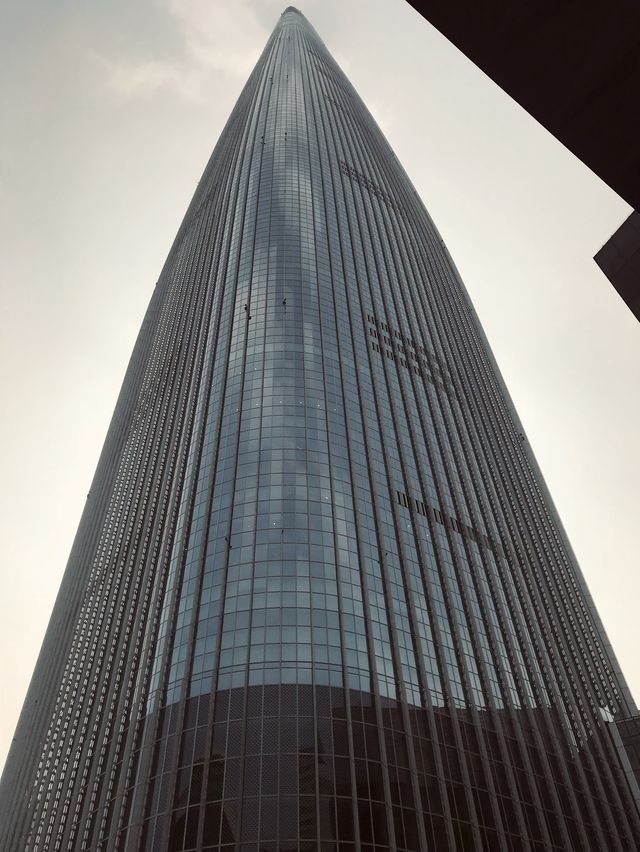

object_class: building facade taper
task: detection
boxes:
[2,8,639,851]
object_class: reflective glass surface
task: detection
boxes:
[3,8,640,852]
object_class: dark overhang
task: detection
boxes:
[406,0,640,208]
[407,0,640,318]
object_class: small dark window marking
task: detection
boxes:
[415,499,427,517]
[396,490,410,509]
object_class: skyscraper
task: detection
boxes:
[2,5,639,850]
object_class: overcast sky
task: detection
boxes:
[1,0,637,773]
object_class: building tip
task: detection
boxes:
[282,6,302,15]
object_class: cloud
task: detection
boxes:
[95,55,201,100]
[168,0,269,75]
[95,0,273,101]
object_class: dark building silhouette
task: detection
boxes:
[595,211,640,319]
[406,0,640,320]
[2,7,640,851]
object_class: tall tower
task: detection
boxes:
[2,8,639,851]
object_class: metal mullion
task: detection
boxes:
[82,138,230,851]
[325,58,507,851]
[379,176,564,852]
[30,206,217,851]
[105,110,247,851]
[104,435,188,850]
[4,219,208,851]
[303,33,467,852]
[299,29,405,852]
[133,29,282,851]
[340,98,541,851]
[284,24,330,851]
[197,26,289,849]
[449,320,624,718]
[127,171,240,851]
[401,209,635,845]
[301,29,421,851]
[308,37,471,850]
[362,119,610,848]
[137,74,255,731]
[331,144,478,852]
[1,277,170,851]
[336,116,512,852]
[463,347,613,715]
[401,186,611,712]
[346,103,573,850]
[77,242,215,850]
[180,45,279,852]
[372,140,627,846]
[229,21,292,849]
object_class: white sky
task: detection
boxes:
[1,0,637,773]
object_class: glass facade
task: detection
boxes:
[2,7,640,851]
